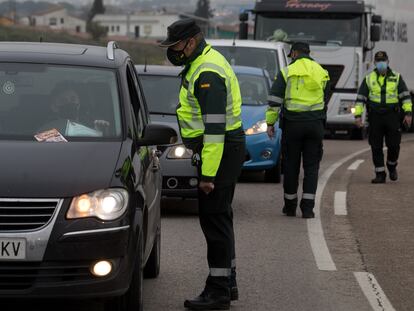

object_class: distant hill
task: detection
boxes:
[0,1,79,17]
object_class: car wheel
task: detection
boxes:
[265,158,281,183]
[144,227,161,279]
[104,233,144,311]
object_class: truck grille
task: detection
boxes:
[321,65,344,88]
[0,261,92,291]
[0,199,60,231]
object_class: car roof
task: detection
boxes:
[0,42,129,68]
[135,65,181,76]
[208,39,288,50]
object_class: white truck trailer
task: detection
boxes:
[239,0,414,137]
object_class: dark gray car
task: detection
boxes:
[136,65,198,198]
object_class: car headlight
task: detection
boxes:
[245,120,268,135]
[67,189,129,221]
[338,100,356,115]
[167,144,193,159]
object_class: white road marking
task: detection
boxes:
[309,147,370,271]
[334,191,347,216]
[348,159,365,171]
[354,272,396,311]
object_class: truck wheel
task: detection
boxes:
[264,158,281,183]
[144,227,161,279]
[105,234,144,311]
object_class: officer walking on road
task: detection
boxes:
[160,19,245,310]
[266,42,330,218]
[354,51,412,183]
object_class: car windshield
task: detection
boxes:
[256,14,362,47]
[140,75,180,115]
[214,46,279,80]
[236,73,269,106]
[0,63,122,141]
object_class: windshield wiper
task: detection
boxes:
[150,111,176,116]
[288,38,342,46]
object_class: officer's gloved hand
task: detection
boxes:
[403,115,412,130]
[355,117,363,128]
[267,125,275,138]
[199,181,214,195]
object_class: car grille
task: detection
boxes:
[321,65,344,89]
[0,199,60,232]
[0,261,92,291]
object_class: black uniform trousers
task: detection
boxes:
[368,110,402,172]
[282,119,324,212]
[197,139,245,296]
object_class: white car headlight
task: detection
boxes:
[338,100,356,115]
[167,145,193,159]
[245,120,268,135]
[67,189,129,221]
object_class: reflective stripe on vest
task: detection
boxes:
[366,71,400,104]
[281,58,329,112]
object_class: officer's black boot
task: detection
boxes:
[371,172,386,184]
[300,199,315,219]
[387,164,398,181]
[184,290,230,310]
[283,197,297,217]
[230,268,238,301]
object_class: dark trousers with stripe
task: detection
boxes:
[197,140,245,296]
[368,111,401,172]
[282,120,324,212]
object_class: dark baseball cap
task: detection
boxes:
[159,18,201,47]
[288,42,310,57]
[374,51,388,61]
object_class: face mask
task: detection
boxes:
[375,61,388,72]
[167,40,190,66]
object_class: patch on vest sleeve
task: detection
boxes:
[200,83,211,89]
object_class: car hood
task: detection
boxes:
[241,105,267,129]
[0,141,122,198]
[150,114,182,143]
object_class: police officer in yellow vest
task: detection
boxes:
[160,19,245,310]
[355,51,412,183]
[267,42,330,218]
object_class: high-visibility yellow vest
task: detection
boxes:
[280,58,329,112]
[177,44,242,178]
[366,70,399,104]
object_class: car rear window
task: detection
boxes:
[0,63,122,141]
[140,75,180,115]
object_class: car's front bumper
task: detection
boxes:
[0,199,140,299]
[243,131,281,171]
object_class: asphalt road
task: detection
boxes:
[3,136,414,311]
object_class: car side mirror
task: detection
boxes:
[371,25,381,42]
[138,124,177,146]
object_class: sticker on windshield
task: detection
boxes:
[35,129,68,143]
[3,81,15,95]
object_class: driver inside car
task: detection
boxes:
[40,84,110,137]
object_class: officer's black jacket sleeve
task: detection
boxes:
[355,79,370,117]
[268,71,286,107]
[194,71,227,183]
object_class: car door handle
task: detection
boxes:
[151,149,161,172]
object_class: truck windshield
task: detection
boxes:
[256,14,362,47]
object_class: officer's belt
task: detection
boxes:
[368,102,399,114]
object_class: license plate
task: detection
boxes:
[0,238,26,260]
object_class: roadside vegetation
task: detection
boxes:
[0,25,166,65]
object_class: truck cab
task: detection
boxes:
[241,0,384,138]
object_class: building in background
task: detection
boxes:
[93,13,180,39]
[21,5,86,33]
